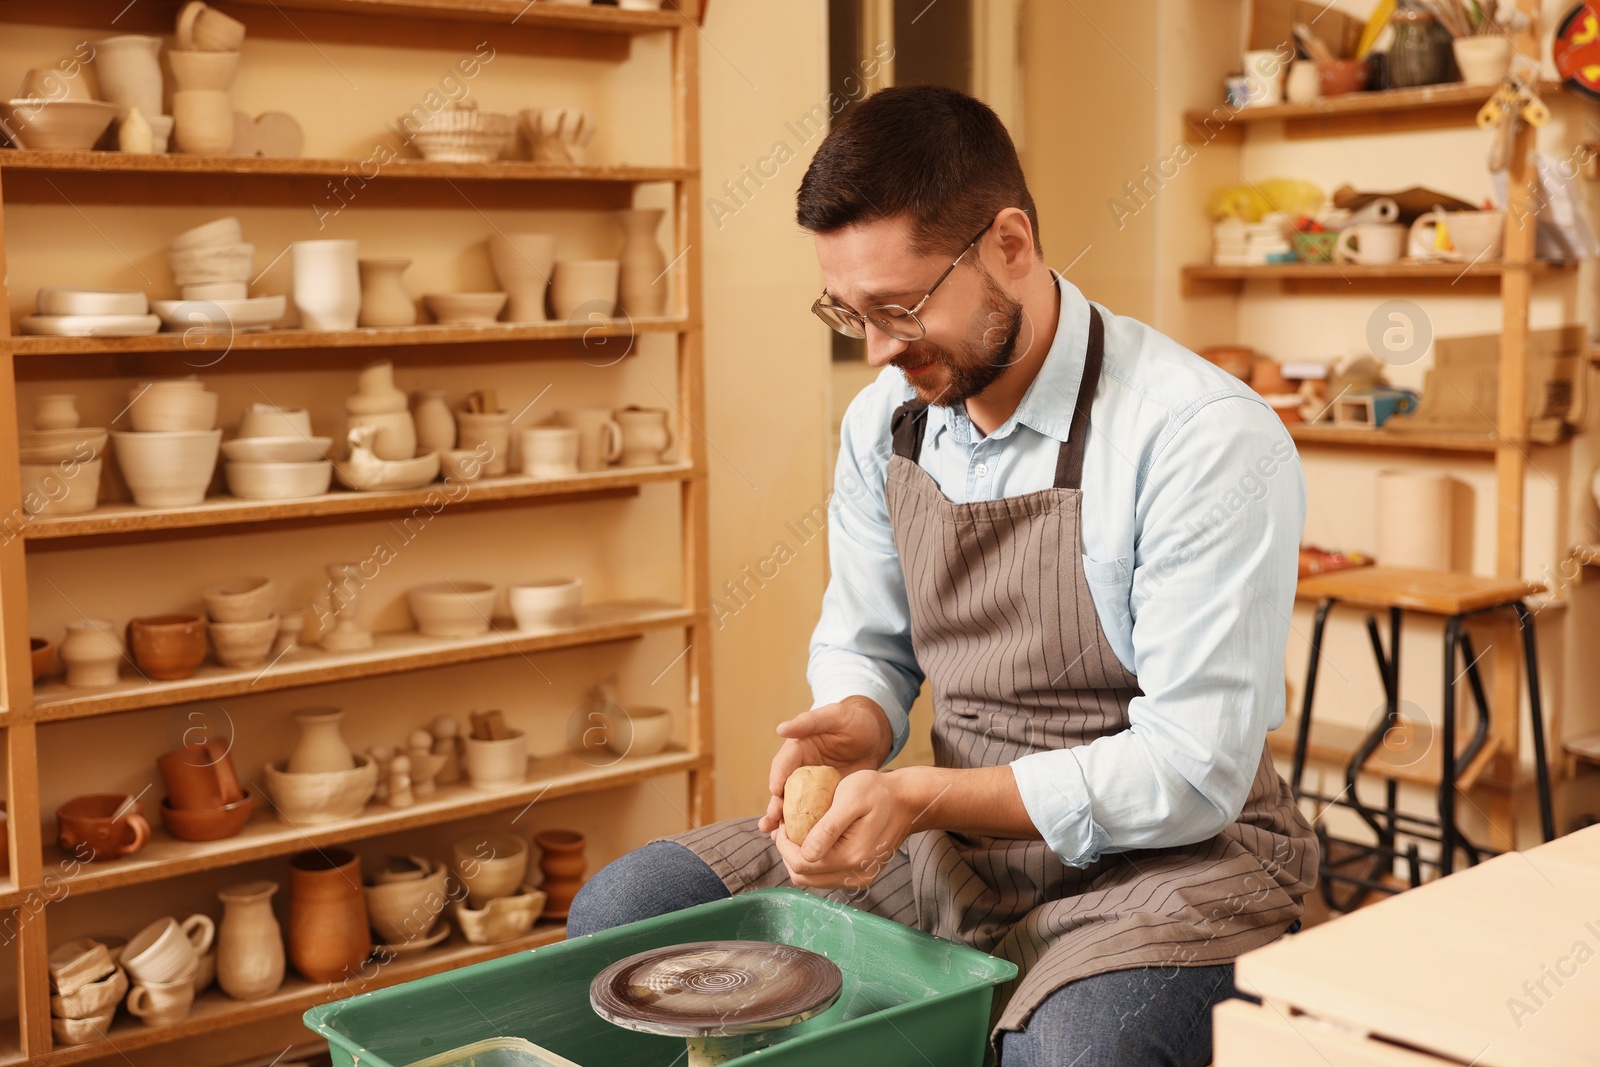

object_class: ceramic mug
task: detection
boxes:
[158,739,244,811]
[123,914,215,984]
[127,973,197,1027]
[1243,49,1285,107]
[456,411,513,476]
[56,794,151,861]
[1410,208,1503,263]
[1334,223,1404,265]
[520,427,580,479]
[552,408,622,472]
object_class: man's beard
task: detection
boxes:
[893,274,1024,407]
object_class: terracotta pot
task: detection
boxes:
[56,794,151,861]
[1316,58,1369,96]
[533,829,586,919]
[288,848,370,982]
[127,614,207,680]
[217,880,285,1000]
[158,739,243,811]
[30,636,54,681]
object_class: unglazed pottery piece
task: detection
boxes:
[217,880,285,1000]
[288,848,370,983]
[452,833,529,907]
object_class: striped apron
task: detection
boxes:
[666,307,1318,1048]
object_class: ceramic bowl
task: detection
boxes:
[202,576,275,623]
[19,459,102,517]
[508,578,582,630]
[30,636,53,681]
[365,862,450,944]
[456,885,546,945]
[439,448,485,483]
[208,615,278,667]
[2,98,117,150]
[236,404,312,439]
[167,49,239,92]
[159,791,253,842]
[603,705,672,758]
[220,436,331,464]
[49,937,116,996]
[112,429,222,508]
[128,386,219,433]
[225,460,333,501]
[51,1005,115,1046]
[170,216,242,251]
[408,107,515,163]
[183,281,247,301]
[263,756,378,824]
[407,581,496,637]
[463,730,528,791]
[127,614,207,680]
[168,241,254,286]
[36,288,148,316]
[423,292,508,325]
[451,833,529,907]
[19,428,107,465]
[50,964,127,1019]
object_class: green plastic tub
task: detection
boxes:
[305,887,1017,1067]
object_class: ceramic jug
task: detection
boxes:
[60,619,123,688]
[616,209,668,317]
[287,707,355,774]
[93,35,163,119]
[217,880,285,1000]
[412,390,455,452]
[288,848,370,983]
[357,258,416,327]
[534,829,586,919]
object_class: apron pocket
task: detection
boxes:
[1081,554,1129,586]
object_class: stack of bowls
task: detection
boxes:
[168,216,253,296]
[203,577,278,668]
[19,396,107,518]
[223,403,331,500]
[47,938,127,1046]
[112,379,221,507]
[18,287,159,338]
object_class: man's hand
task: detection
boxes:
[770,769,913,891]
[756,695,894,835]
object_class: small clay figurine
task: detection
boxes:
[430,714,463,783]
[369,744,396,802]
[408,728,445,796]
[387,754,414,808]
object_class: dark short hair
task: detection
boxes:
[795,85,1041,258]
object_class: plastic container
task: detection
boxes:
[411,1036,582,1067]
[305,887,1017,1067]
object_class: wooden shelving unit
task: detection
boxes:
[1287,424,1498,454]
[0,1,711,1060]
[1181,260,1573,296]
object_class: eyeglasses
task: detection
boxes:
[811,220,995,342]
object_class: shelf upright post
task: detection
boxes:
[672,17,714,826]
[0,163,53,1057]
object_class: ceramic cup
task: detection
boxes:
[1334,223,1405,266]
[177,1,247,52]
[552,409,621,472]
[127,614,207,680]
[123,914,215,984]
[508,578,582,630]
[456,410,513,476]
[202,576,277,623]
[172,88,235,154]
[463,730,529,791]
[1243,49,1285,107]
[237,404,312,439]
[56,794,151,861]
[158,739,244,811]
[487,233,557,322]
[127,973,197,1027]
[167,49,239,92]
[291,240,361,331]
[550,259,619,320]
[451,832,529,906]
[519,427,579,479]
[1411,208,1503,263]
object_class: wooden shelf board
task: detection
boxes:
[1184,79,1566,140]
[26,600,698,722]
[23,464,695,542]
[1270,714,1502,791]
[22,923,568,1066]
[1289,424,1497,454]
[1185,260,1571,281]
[6,317,688,358]
[0,153,691,184]
[47,748,704,896]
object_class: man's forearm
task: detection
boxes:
[889,764,1042,841]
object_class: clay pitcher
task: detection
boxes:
[217,880,286,1000]
[534,829,586,919]
[288,848,370,982]
[287,707,355,774]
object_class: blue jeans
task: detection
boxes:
[569,841,1266,1066]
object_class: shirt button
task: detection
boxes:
[974,463,990,478]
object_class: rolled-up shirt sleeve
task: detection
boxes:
[1010,396,1305,866]
[807,388,924,764]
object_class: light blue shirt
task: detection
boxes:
[808,274,1305,868]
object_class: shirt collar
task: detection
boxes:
[929,272,1091,447]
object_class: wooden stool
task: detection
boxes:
[1292,566,1554,910]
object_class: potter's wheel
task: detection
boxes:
[591,940,840,1041]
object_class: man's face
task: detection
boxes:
[814,218,1023,407]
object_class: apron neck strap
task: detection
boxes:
[887,305,1107,489]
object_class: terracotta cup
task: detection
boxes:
[56,794,151,861]
[128,614,207,680]
[158,739,243,811]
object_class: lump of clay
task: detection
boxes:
[783,765,843,845]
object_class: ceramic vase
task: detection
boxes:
[413,391,455,452]
[550,259,619,321]
[357,258,416,327]
[217,880,285,1000]
[60,619,123,688]
[292,240,360,331]
[288,848,371,983]
[347,360,407,415]
[287,707,355,774]
[614,406,675,467]
[33,394,80,431]
[321,562,374,651]
[94,35,163,120]
[534,829,586,919]
[487,233,557,323]
[616,209,668,317]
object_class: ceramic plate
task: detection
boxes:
[152,295,287,333]
[19,314,161,337]
[375,920,451,957]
